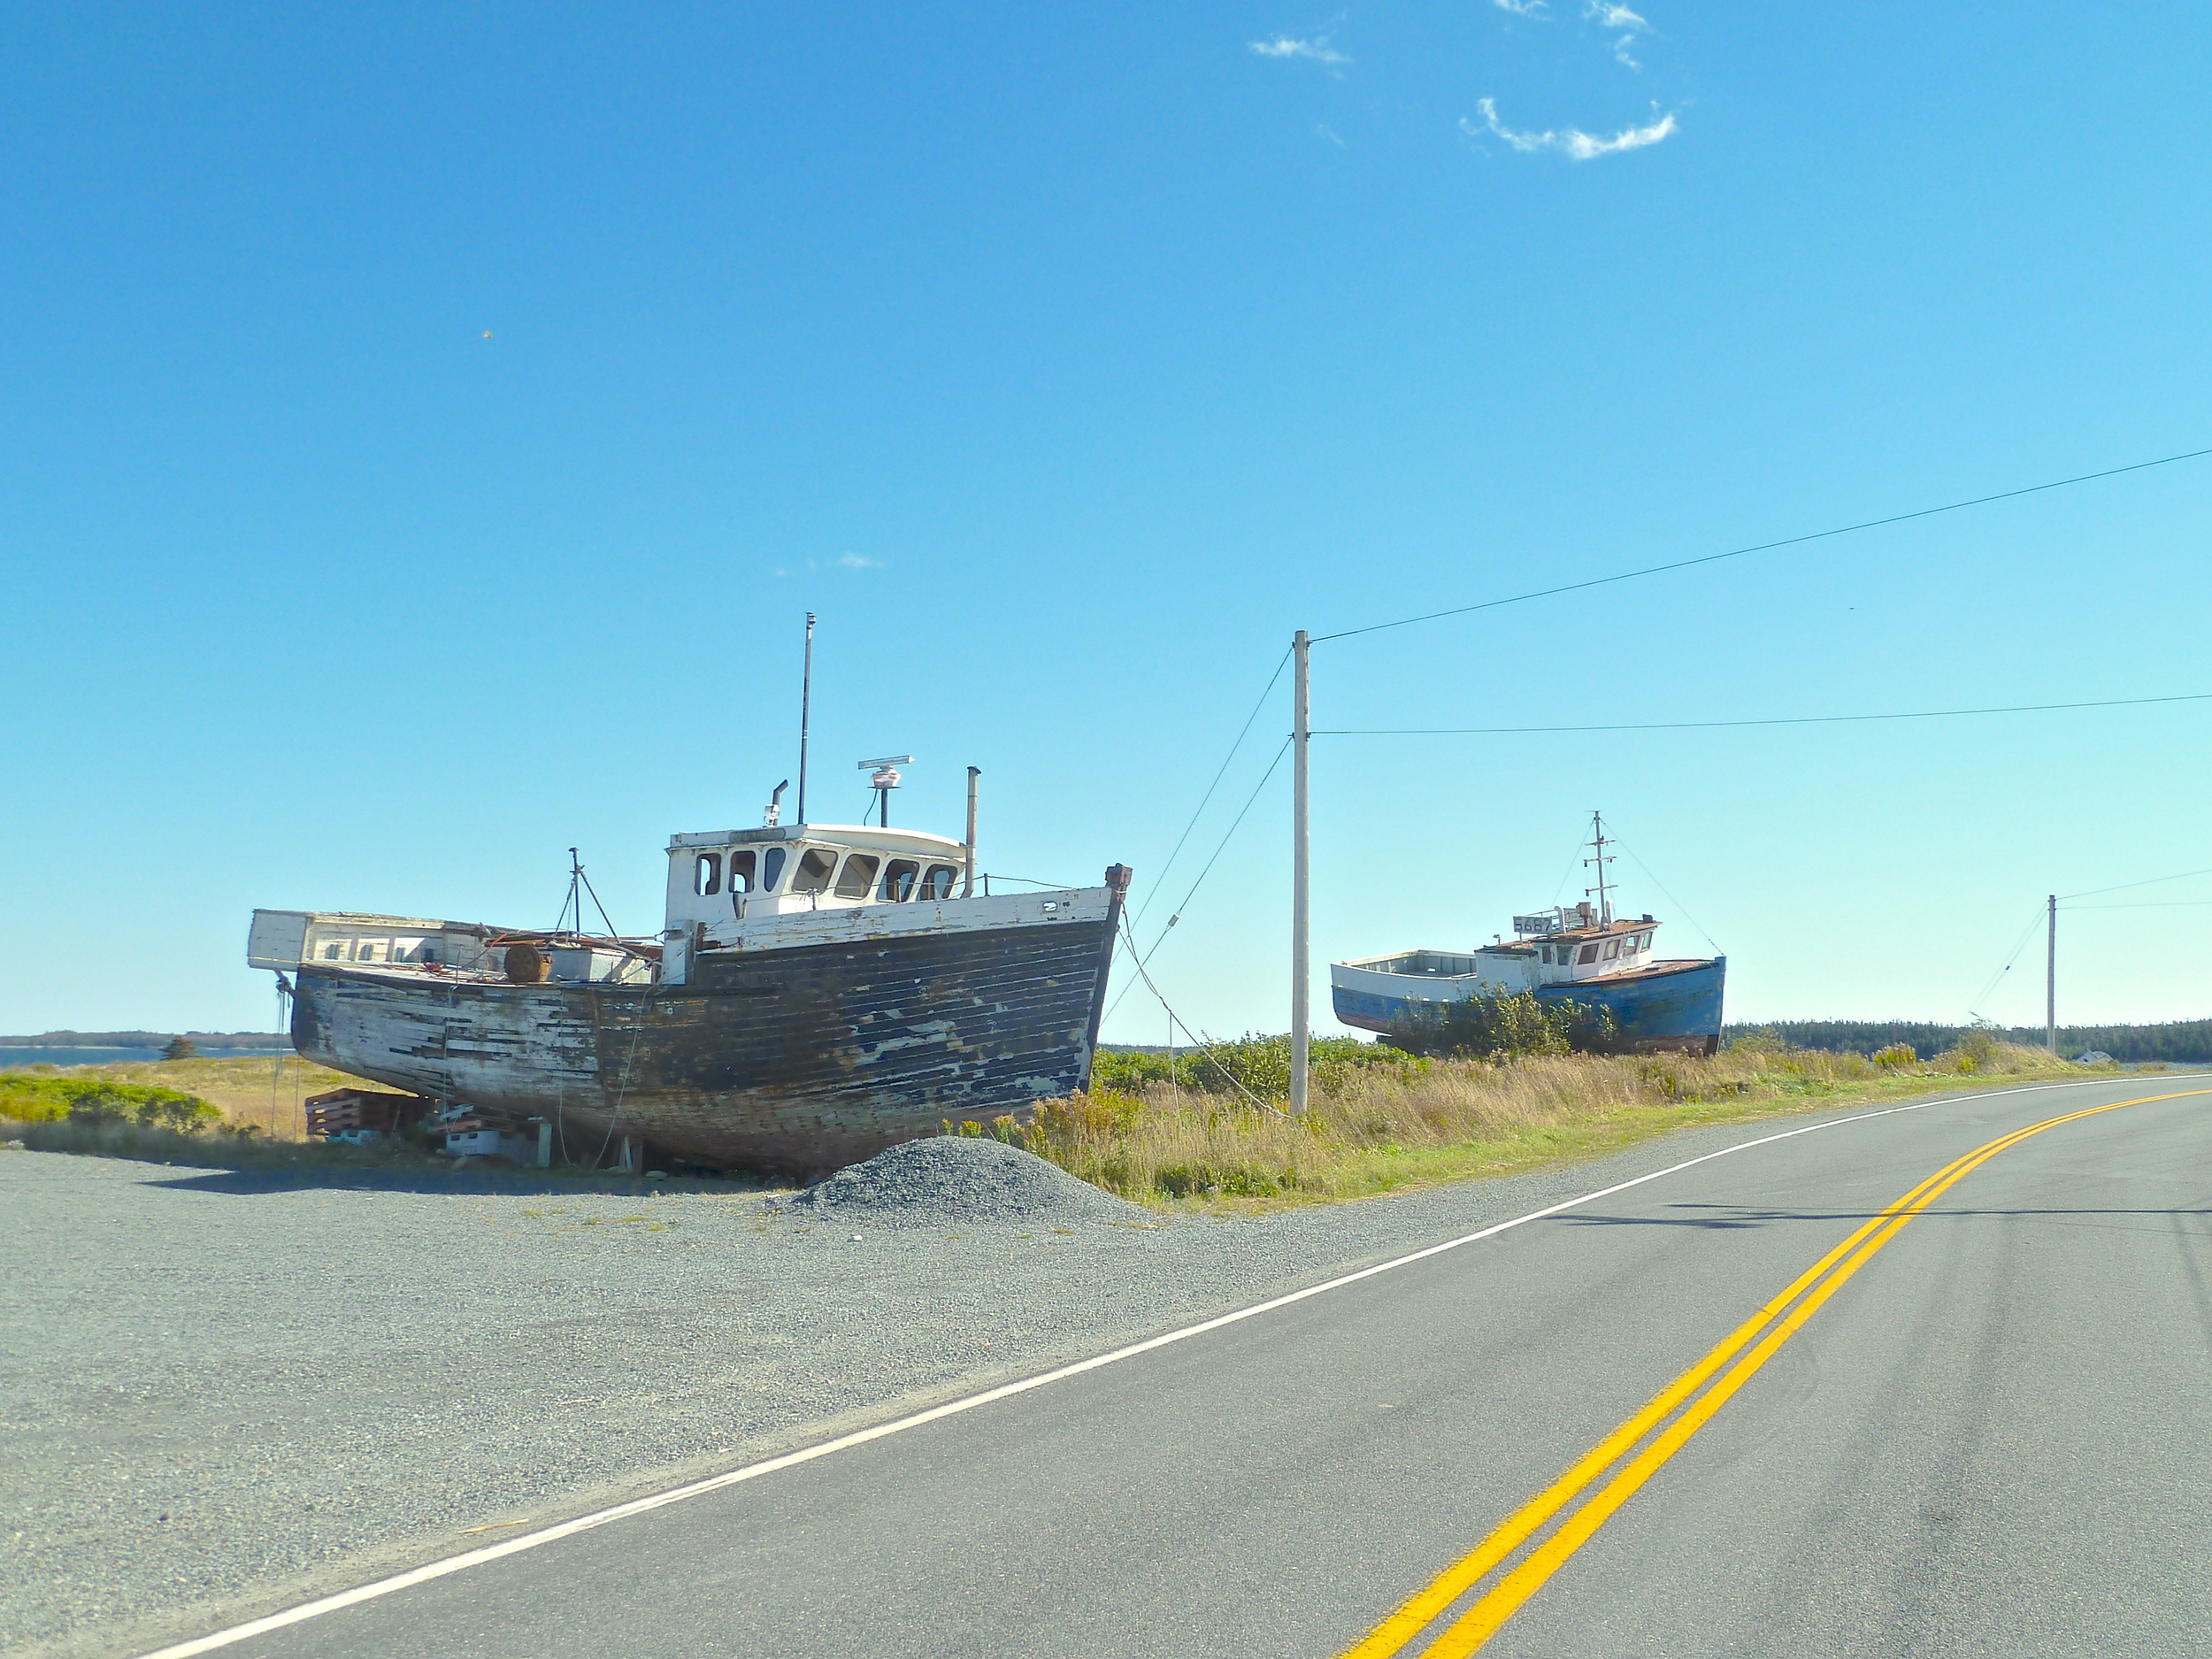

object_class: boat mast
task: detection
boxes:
[795,611,815,826]
[1585,810,1615,926]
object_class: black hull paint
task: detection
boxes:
[291,917,1114,1173]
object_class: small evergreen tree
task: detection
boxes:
[161,1036,200,1061]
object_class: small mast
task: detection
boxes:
[1584,810,1616,926]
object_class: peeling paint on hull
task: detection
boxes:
[291,918,1113,1173]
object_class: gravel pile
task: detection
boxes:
[787,1136,1147,1228]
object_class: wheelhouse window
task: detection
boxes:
[794,848,838,894]
[1577,943,1599,965]
[833,854,881,898]
[879,858,920,901]
[1603,940,1619,961]
[761,847,787,891]
[921,864,959,899]
[694,852,721,896]
[729,849,757,893]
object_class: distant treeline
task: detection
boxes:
[1727,1019,2212,1064]
[0,1030,290,1048]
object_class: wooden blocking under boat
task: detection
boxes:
[304,1088,434,1138]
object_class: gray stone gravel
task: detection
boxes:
[785,1137,1148,1228]
[0,1090,2077,1657]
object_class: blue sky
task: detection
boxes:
[5,4,2210,1041]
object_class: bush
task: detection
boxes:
[1385,992,1619,1062]
[1091,1035,1424,1102]
[161,1036,201,1061]
[0,1074,221,1131]
[1872,1043,1917,1070]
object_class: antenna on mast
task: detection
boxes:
[795,613,816,826]
[1583,810,1616,926]
[859,756,913,827]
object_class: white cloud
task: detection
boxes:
[1250,34,1349,65]
[836,552,881,569]
[1316,122,1346,147]
[1583,3,1650,67]
[1491,0,1549,14]
[1465,96,1678,159]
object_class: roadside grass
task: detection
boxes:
[995,1040,2117,1211]
[1,1039,2147,1205]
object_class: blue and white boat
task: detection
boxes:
[1329,815,1725,1055]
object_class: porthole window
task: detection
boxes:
[921,864,958,900]
[834,854,880,898]
[795,848,837,894]
[879,859,920,901]
[761,847,787,890]
[730,849,757,893]
[694,852,721,896]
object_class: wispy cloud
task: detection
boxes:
[1584,2,1650,68]
[1316,122,1346,147]
[1465,96,1678,159]
[836,552,880,569]
[1250,34,1350,65]
[1491,0,1549,15]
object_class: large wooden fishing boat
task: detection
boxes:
[249,805,1130,1173]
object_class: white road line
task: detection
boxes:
[137,1076,2116,1658]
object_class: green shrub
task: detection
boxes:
[1092,1036,1423,1102]
[1385,992,1619,1062]
[1872,1043,1917,1069]
[0,1074,221,1131]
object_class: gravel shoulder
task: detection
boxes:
[0,1081,2106,1657]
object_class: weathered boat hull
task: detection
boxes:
[1333,956,1727,1055]
[290,913,1116,1173]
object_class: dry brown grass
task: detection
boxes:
[995,1039,2086,1209]
[0,1054,371,1141]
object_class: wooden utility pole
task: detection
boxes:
[1291,629,1310,1116]
[2047,894,2057,1054]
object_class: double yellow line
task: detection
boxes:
[1340,1088,2208,1659]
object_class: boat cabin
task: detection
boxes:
[664,824,972,931]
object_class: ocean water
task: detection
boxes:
[0,1047,292,1070]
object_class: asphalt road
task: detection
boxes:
[157,1075,2212,1658]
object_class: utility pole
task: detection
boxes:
[1291,629,1310,1116]
[2047,894,2057,1054]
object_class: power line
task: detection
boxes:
[1102,735,1293,1024]
[1130,646,1292,931]
[1310,690,2212,737]
[2060,864,2212,902]
[1966,902,2050,1020]
[2065,899,2212,910]
[1312,442,2212,645]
